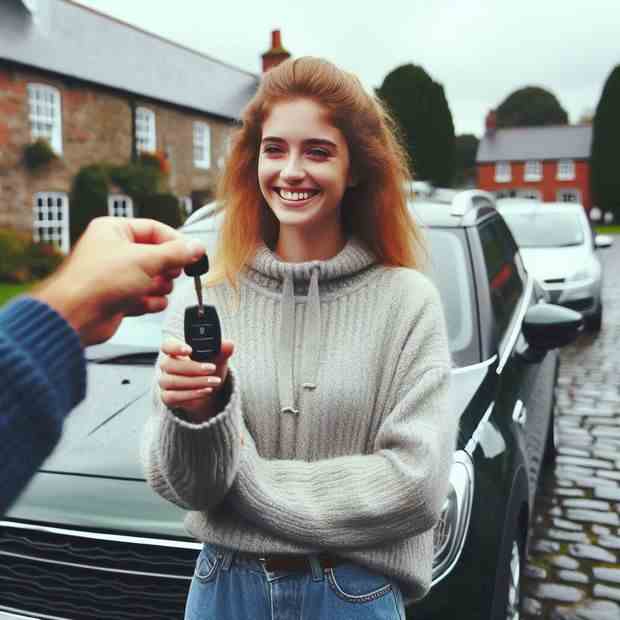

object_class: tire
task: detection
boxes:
[586,305,602,332]
[543,407,557,467]
[505,538,522,620]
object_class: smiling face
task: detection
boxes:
[258,98,354,242]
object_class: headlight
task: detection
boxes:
[431,450,474,586]
[567,268,591,282]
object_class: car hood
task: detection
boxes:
[6,360,490,536]
[38,359,488,480]
[519,245,590,281]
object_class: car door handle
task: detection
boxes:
[512,400,527,426]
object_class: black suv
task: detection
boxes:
[0,192,581,620]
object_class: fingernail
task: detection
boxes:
[201,364,216,372]
[208,377,222,385]
[182,345,192,354]
[186,240,204,256]
[201,387,213,394]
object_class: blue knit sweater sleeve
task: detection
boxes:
[0,296,86,514]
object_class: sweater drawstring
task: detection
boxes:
[301,267,321,392]
[278,267,321,415]
[278,274,298,415]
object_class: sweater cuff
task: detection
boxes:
[2,296,86,419]
[160,365,242,459]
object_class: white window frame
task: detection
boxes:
[27,83,63,155]
[524,160,542,182]
[136,107,156,152]
[557,159,575,181]
[180,196,193,215]
[193,122,211,169]
[517,189,542,200]
[33,192,70,253]
[494,162,511,183]
[108,194,134,218]
[557,189,581,204]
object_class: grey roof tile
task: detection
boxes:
[1,0,259,120]
[476,125,592,163]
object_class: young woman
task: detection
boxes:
[143,57,457,620]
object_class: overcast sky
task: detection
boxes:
[75,0,619,137]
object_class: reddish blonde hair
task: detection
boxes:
[209,56,425,286]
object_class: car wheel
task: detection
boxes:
[506,539,522,620]
[543,404,557,467]
[586,306,602,332]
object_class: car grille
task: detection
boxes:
[563,297,595,312]
[0,521,200,620]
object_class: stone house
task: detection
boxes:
[0,0,264,252]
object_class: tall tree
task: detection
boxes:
[496,86,568,128]
[377,64,455,186]
[454,134,480,187]
[591,65,620,219]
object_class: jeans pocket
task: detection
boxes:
[193,546,221,584]
[326,563,393,604]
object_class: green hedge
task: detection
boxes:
[69,165,109,244]
[0,228,63,283]
[139,193,184,228]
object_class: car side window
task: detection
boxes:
[479,217,525,337]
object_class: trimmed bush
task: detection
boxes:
[108,162,161,201]
[70,165,110,244]
[139,193,183,228]
[0,228,63,282]
[24,139,56,170]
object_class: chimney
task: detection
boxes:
[485,110,497,136]
[261,29,291,73]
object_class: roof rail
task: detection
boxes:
[450,190,496,217]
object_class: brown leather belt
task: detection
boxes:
[240,552,343,573]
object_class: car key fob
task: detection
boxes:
[184,304,222,362]
[183,253,222,362]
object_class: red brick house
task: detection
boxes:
[476,113,593,212]
[0,0,265,252]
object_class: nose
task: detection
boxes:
[280,154,305,183]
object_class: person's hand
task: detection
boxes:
[158,336,235,422]
[31,217,205,346]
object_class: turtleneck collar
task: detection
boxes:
[244,237,377,416]
[246,237,378,294]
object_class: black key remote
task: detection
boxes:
[183,254,222,362]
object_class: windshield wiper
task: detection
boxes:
[86,345,159,364]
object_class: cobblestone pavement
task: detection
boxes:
[521,237,620,620]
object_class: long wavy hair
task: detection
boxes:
[208,56,426,286]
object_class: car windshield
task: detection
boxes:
[97,223,475,366]
[501,211,584,248]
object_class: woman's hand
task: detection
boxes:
[158,336,235,422]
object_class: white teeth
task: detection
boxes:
[279,190,314,201]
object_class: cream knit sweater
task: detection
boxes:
[142,238,457,602]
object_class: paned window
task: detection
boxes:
[136,107,156,152]
[494,162,511,183]
[27,84,62,154]
[517,189,542,200]
[193,122,211,169]
[557,159,575,181]
[524,160,542,181]
[557,189,581,203]
[33,192,69,253]
[108,194,134,218]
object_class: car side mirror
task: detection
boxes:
[594,234,613,249]
[522,304,583,356]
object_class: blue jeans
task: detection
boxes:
[185,544,406,620]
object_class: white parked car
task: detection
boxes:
[496,199,613,331]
